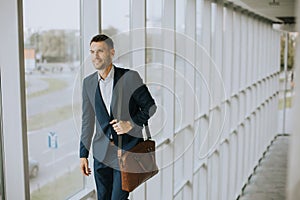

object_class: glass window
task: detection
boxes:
[175,0,187,130]
[23,0,82,199]
[174,0,187,191]
[146,0,165,141]
[101,0,130,68]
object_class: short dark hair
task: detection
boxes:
[90,34,114,49]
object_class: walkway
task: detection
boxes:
[238,134,290,200]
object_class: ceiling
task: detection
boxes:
[228,0,296,24]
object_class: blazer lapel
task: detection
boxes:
[94,74,111,133]
[110,66,126,119]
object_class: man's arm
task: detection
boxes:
[130,71,157,126]
[79,79,95,158]
[110,71,156,135]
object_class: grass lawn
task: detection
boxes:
[27,78,68,99]
[27,103,80,131]
[31,168,83,200]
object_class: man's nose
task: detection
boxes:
[94,53,100,58]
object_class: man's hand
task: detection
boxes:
[80,158,91,176]
[110,119,133,135]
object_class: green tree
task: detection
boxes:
[27,29,80,63]
[280,33,296,71]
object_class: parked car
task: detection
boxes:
[29,159,39,178]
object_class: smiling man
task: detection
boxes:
[79,34,156,200]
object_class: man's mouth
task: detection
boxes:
[94,59,102,64]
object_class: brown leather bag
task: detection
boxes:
[118,126,159,192]
[116,77,158,192]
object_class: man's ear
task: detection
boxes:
[111,48,115,57]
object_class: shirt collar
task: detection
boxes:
[98,65,114,82]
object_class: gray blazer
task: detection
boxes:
[79,66,156,163]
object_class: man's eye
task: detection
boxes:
[90,50,103,54]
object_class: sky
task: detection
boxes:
[23,0,80,30]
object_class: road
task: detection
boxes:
[26,71,82,193]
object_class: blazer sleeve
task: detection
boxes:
[128,71,157,129]
[79,79,95,158]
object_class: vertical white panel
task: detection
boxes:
[231,8,241,95]
[236,125,245,192]
[131,0,146,77]
[201,0,211,114]
[253,17,259,82]
[199,117,209,163]
[231,97,239,133]
[215,3,224,105]
[208,152,220,200]
[247,15,254,86]
[0,0,29,199]
[145,0,166,199]
[174,0,186,129]
[222,102,231,142]
[228,133,237,199]
[161,0,175,199]
[243,119,251,180]
[82,0,99,78]
[208,108,222,158]
[256,109,261,158]
[252,112,258,164]
[195,0,203,118]
[183,0,196,196]
[239,92,245,124]
[223,5,233,100]
[210,2,224,107]
[199,166,208,200]
[193,172,200,200]
[250,117,255,173]
[174,131,184,195]
[185,0,196,127]
[240,12,247,90]
[219,142,229,200]
[258,20,263,80]
[146,155,161,200]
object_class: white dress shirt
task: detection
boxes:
[98,66,114,116]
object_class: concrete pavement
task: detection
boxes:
[238,135,289,200]
[238,75,292,200]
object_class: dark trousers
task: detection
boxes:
[93,146,129,200]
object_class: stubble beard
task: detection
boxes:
[93,58,110,71]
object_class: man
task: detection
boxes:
[79,34,156,200]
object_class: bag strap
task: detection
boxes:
[117,76,123,155]
[117,74,152,155]
[145,124,151,140]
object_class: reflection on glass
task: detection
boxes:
[146,0,164,140]
[195,0,203,117]
[23,0,82,199]
[175,0,187,130]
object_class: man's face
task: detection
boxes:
[90,41,115,71]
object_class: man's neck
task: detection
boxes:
[98,64,113,80]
